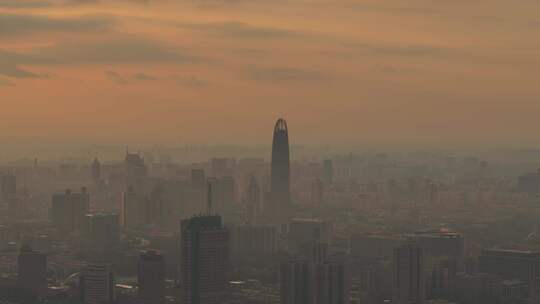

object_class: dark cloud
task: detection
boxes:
[0,13,116,36]
[246,66,325,82]
[178,21,298,39]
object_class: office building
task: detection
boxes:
[270,118,291,220]
[80,262,115,304]
[17,245,47,297]
[393,243,425,304]
[181,215,229,304]
[138,250,165,304]
[50,188,90,233]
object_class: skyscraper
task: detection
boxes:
[393,243,425,304]
[80,262,115,304]
[138,250,165,304]
[270,118,291,220]
[181,215,229,304]
[82,213,120,257]
[91,158,101,183]
[50,188,90,234]
[245,176,261,223]
[18,245,47,297]
[1,172,16,202]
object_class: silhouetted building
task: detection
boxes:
[122,186,142,229]
[281,251,350,304]
[17,245,47,297]
[1,172,16,202]
[289,218,331,254]
[138,250,165,304]
[207,176,236,221]
[181,215,229,304]
[245,176,261,223]
[125,152,147,190]
[80,262,115,304]
[50,187,90,233]
[270,118,291,220]
[230,224,277,261]
[82,213,120,257]
[479,248,540,300]
[393,243,425,304]
[281,259,312,304]
[323,159,333,185]
[91,158,101,183]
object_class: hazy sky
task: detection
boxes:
[1,0,539,147]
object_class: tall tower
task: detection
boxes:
[270,118,291,219]
[393,243,425,304]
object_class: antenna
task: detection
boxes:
[207,182,213,215]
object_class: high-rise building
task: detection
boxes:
[91,158,101,183]
[245,176,260,223]
[80,262,115,304]
[122,186,141,229]
[138,250,165,304]
[191,169,206,190]
[270,118,291,220]
[281,250,350,304]
[289,218,331,254]
[181,215,229,304]
[479,249,540,286]
[82,213,120,257]
[1,172,16,202]
[207,176,236,221]
[281,259,312,304]
[125,152,147,191]
[393,243,425,304]
[322,159,333,185]
[229,224,277,261]
[17,245,47,297]
[311,178,324,208]
[50,188,90,233]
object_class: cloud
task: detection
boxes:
[342,42,458,58]
[0,0,53,8]
[178,21,299,39]
[132,72,158,81]
[173,75,208,87]
[105,70,128,85]
[0,77,12,86]
[0,13,116,36]
[0,34,201,66]
[0,62,46,78]
[246,66,325,82]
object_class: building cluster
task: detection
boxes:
[1,119,540,304]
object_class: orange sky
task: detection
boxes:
[1,0,539,147]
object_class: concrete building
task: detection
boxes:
[17,245,47,297]
[50,188,90,233]
[181,215,229,304]
[138,250,165,304]
[80,262,115,304]
[393,243,425,304]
